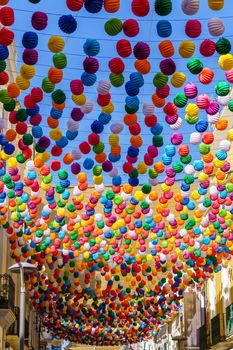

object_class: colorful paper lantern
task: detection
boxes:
[182,0,199,15]
[208,18,224,37]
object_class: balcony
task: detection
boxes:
[198,324,207,350]
[0,273,16,329]
[211,314,221,346]
[0,273,15,310]
[7,306,31,350]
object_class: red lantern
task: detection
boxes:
[123,162,133,174]
[51,145,63,157]
[31,87,43,103]
[24,95,36,109]
[0,71,8,85]
[199,39,216,57]
[144,153,153,166]
[66,0,84,11]
[88,133,100,146]
[185,19,202,38]
[123,19,139,37]
[131,0,150,17]
[51,160,61,171]
[9,111,17,124]
[0,28,14,46]
[144,115,157,127]
[29,114,42,126]
[97,93,111,106]
[116,39,132,58]
[0,7,14,26]
[163,102,177,116]
[16,122,27,135]
[108,57,125,74]
[156,85,170,99]
[79,141,91,154]
[70,79,84,95]
[129,123,141,135]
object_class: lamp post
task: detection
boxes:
[8,262,37,350]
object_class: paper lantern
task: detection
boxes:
[185,19,201,38]
[219,54,233,71]
[83,39,100,56]
[105,18,122,36]
[153,72,168,88]
[22,31,38,49]
[225,69,233,83]
[81,100,94,113]
[215,80,230,96]
[184,82,198,98]
[134,59,151,74]
[66,0,84,11]
[123,19,139,37]
[0,7,14,26]
[116,39,132,57]
[109,72,124,87]
[0,0,9,4]
[131,0,150,17]
[156,84,170,98]
[70,80,84,95]
[208,18,224,36]
[20,64,35,80]
[155,0,172,16]
[179,40,195,58]
[48,67,63,84]
[0,71,8,85]
[84,0,104,13]
[42,77,55,93]
[200,39,216,57]
[48,36,65,53]
[174,93,188,107]
[31,11,48,30]
[152,93,165,107]
[187,57,203,74]
[160,58,176,75]
[208,0,224,11]
[0,46,9,61]
[7,83,20,98]
[31,87,43,102]
[53,53,67,69]
[104,0,120,12]
[81,72,96,86]
[143,103,154,116]
[182,0,199,15]
[216,37,231,55]
[83,57,99,73]
[22,49,38,66]
[159,40,174,58]
[196,94,210,109]
[108,57,124,74]
[133,41,150,60]
[0,28,14,46]
[199,67,214,84]
[157,20,172,37]
[16,76,30,90]
[171,72,186,88]
[58,15,77,34]
[217,94,231,106]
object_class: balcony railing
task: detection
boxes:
[7,306,20,335]
[211,314,221,346]
[0,274,15,311]
[7,306,30,342]
[226,303,233,337]
[199,324,207,350]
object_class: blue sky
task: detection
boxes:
[10,0,233,185]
